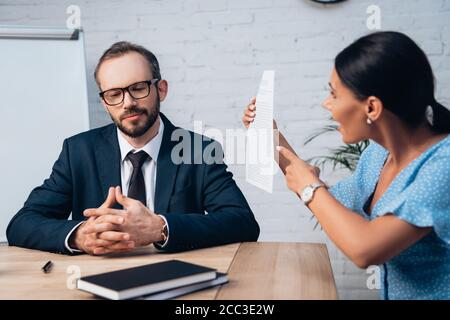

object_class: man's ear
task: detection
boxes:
[365,96,383,122]
[157,80,168,102]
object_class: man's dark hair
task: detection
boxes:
[94,41,161,88]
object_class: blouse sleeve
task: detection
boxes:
[377,155,450,244]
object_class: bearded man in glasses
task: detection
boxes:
[7,41,259,255]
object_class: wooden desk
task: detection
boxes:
[0,242,337,300]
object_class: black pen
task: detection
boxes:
[42,260,53,273]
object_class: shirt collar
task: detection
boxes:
[117,115,164,163]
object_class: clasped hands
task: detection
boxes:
[70,186,165,255]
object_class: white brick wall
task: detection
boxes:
[2,0,449,300]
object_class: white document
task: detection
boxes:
[245,70,275,193]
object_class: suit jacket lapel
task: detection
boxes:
[95,124,122,207]
[154,113,179,214]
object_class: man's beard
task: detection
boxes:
[112,100,160,138]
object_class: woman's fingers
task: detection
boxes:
[245,108,256,118]
[273,119,278,129]
[242,116,252,128]
[314,166,321,176]
[242,99,257,128]
[243,116,255,127]
[276,146,298,162]
[246,99,256,114]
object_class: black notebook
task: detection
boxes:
[77,260,217,300]
[139,272,228,300]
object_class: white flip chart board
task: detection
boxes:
[0,26,89,241]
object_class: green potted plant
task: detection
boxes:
[304,120,369,172]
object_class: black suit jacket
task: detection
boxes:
[7,113,259,254]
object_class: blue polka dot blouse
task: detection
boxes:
[329,135,450,300]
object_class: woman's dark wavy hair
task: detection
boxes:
[335,31,450,134]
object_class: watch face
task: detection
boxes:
[301,187,314,202]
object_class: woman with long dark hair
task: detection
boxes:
[243,31,450,299]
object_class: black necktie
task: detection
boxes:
[126,150,150,205]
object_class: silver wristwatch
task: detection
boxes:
[299,182,326,205]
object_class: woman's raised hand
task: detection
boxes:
[242,97,256,128]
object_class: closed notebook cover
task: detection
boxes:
[140,272,228,300]
[77,260,216,294]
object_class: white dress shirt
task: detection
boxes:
[65,116,169,253]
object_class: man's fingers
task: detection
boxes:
[85,239,116,247]
[93,242,135,255]
[97,231,130,241]
[83,207,126,218]
[100,187,116,209]
[96,214,125,225]
[115,186,135,207]
[93,247,133,255]
[83,222,119,234]
[105,241,135,251]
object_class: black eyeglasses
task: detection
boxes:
[99,79,160,106]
